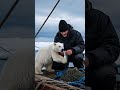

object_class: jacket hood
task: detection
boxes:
[86,0,92,12]
[68,24,73,30]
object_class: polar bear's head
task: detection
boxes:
[53,42,64,53]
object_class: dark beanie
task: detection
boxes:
[59,20,69,32]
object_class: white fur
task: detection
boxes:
[35,42,67,74]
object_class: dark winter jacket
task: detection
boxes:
[86,1,120,68]
[54,25,84,55]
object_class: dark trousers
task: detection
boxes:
[86,65,116,90]
[52,53,84,70]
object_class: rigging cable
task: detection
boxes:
[0,0,19,55]
[35,0,61,38]
[0,46,14,55]
[0,0,19,28]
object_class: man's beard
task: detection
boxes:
[62,34,67,37]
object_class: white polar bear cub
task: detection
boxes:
[35,42,67,74]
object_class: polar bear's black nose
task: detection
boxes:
[61,49,64,52]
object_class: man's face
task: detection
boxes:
[60,30,69,37]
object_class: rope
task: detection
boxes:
[0,0,19,28]
[36,78,81,90]
[35,80,45,90]
[35,0,61,38]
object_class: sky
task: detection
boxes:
[0,0,119,39]
[35,0,85,42]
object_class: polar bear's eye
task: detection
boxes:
[59,46,61,47]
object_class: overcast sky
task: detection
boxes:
[35,0,85,42]
[0,0,119,40]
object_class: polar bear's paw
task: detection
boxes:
[62,59,67,64]
[62,61,67,64]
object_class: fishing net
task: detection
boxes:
[60,67,84,82]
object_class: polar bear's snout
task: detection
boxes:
[59,45,64,52]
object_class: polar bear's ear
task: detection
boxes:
[54,42,56,45]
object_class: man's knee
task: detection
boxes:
[90,65,116,90]
[74,53,84,60]
[70,53,84,68]
[86,65,116,89]
[94,65,116,81]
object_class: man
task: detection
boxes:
[85,0,120,90]
[52,20,85,70]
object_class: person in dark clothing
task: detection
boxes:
[85,0,120,90]
[52,20,85,70]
